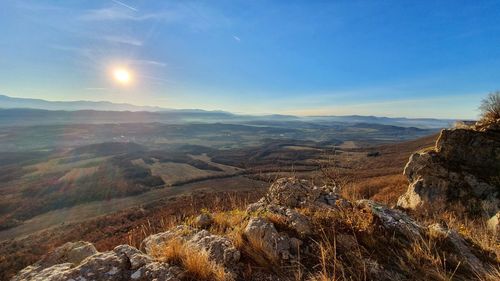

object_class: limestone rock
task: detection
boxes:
[38,241,98,268]
[12,242,180,281]
[264,204,312,236]
[113,245,152,270]
[141,226,240,267]
[398,126,500,217]
[129,262,180,281]
[188,230,240,266]
[357,200,423,241]
[244,217,291,262]
[193,213,213,229]
[487,211,499,233]
[246,197,267,213]
[266,177,340,208]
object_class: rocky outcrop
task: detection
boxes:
[244,217,292,262]
[13,243,179,281]
[398,124,500,217]
[265,177,344,208]
[187,230,241,266]
[141,225,240,267]
[37,241,98,268]
[14,178,499,281]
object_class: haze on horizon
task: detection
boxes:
[1,0,499,119]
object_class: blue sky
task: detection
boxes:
[1,0,499,118]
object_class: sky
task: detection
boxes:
[1,0,499,119]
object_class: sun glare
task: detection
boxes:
[113,68,132,84]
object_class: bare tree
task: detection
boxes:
[479,91,500,122]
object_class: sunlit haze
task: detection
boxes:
[113,68,132,85]
[1,0,499,118]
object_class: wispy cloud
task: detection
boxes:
[140,74,175,84]
[104,35,143,46]
[232,35,241,42]
[110,0,138,12]
[85,87,107,91]
[78,2,229,31]
[130,60,167,67]
[79,6,165,22]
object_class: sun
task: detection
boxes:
[113,68,132,84]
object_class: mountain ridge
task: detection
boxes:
[0,95,455,128]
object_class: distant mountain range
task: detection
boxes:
[0,94,457,128]
[0,94,198,112]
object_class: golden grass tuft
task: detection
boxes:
[209,209,248,235]
[152,238,230,281]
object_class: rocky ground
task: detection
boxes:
[12,177,499,281]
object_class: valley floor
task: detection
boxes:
[0,176,266,241]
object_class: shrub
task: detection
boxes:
[479,91,500,123]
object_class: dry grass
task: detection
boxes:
[125,191,259,249]
[130,186,498,281]
[411,205,500,261]
[209,209,248,235]
[341,174,407,205]
[300,206,487,281]
[482,267,500,281]
[151,238,230,281]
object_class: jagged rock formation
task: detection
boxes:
[398,122,500,219]
[13,178,499,281]
[13,242,179,281]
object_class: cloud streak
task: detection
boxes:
[78,2,229,31]
[110,0,138,12]
[130,60,167,67]
[79,6,165,21]
[104,36,143,46]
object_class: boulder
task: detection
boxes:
[264,204,312,236]
[193,213,213,229]
[398,126,500,217]
[357,200,423,241]
[244,217,291,262]
[188,230,240,266]
[38,241,98,268]
[266,177,340,208]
